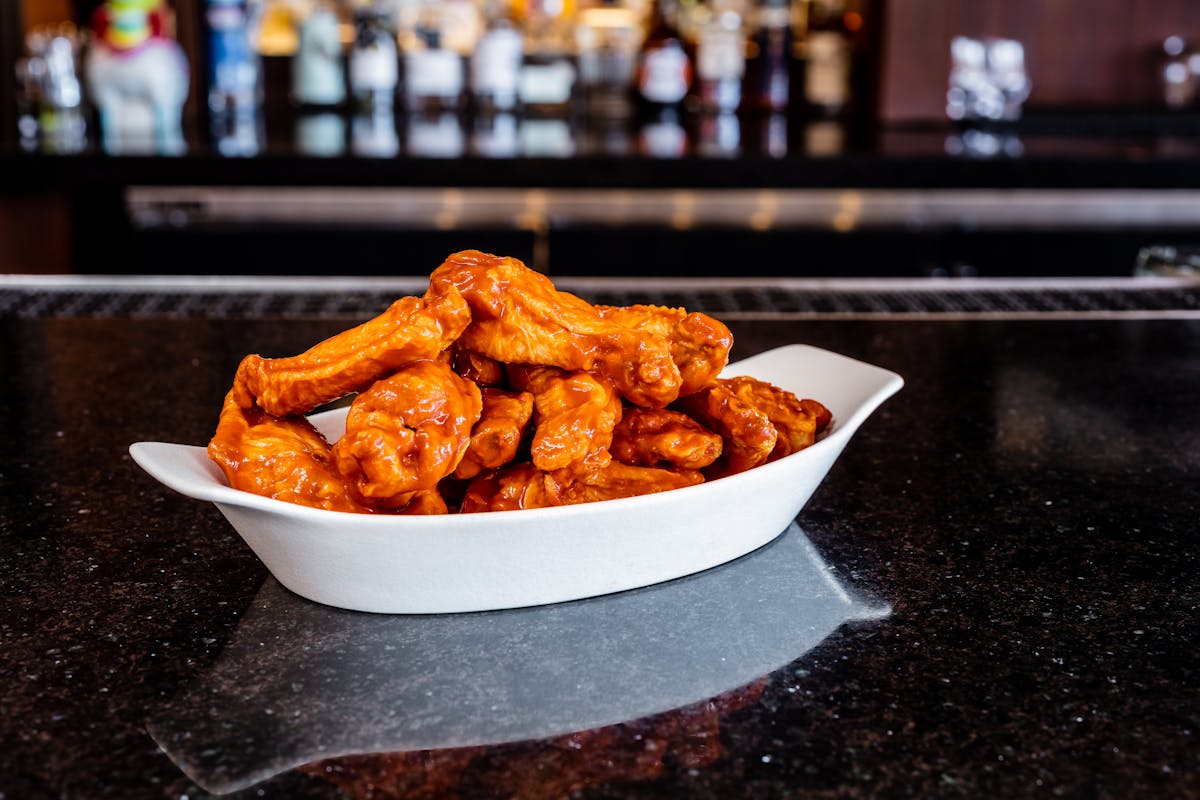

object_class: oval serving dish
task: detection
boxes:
[130,344,902,614]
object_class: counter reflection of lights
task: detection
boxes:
[515,189,549,232]
[832,191,863,232]
[749,191,778,231]
[670,191,696,230]
[433,189,463,230]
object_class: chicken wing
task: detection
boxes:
[453,387,535,480]
[459,462,561,513]
[547,461,704,505]
[331,360,482,505]
[393,489,449,515]
[428,250,682,408]
[595,304,733,396]
[235,286,471,417]
[721,376,832,460]
[508,364,622,472]
[673,383,778,478]
[610,407,723,470]
[450,345,507,387]
[208,388,375,513]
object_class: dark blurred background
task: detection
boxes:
[5,0,1200,278]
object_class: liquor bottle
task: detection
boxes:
[407,112,466,157]
[471,0,524,113]
[348,3,398,112]
[295,110,346,155]
[575,0,640,119]
[802,0,850,116]
[742,0,791,113]
[695,110,740,157]
[471,111,519,156]
[636,0,692,111]
[16,28,88,154]
[208,0,264,158]
[292,0,345,108]
[206,0,261,117]
[403,7,465,113]
[517,0,578,116]
[693,0,745,114]
[351,108,399,156]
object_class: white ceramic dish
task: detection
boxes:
[130,344,902,614]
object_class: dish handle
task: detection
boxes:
[129,441,232,505]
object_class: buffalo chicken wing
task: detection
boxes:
[207,250,829,515]
[236,288,470,417]
[453,387,535,480]
[332,360,482,508]
[208,388,376,513]
[610,407,723,470]
[595,304,733,397]
[428,251,682,408]
[508,364,622,473]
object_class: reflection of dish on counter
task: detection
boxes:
[130,344,903,613]
[146,523,889,796]
[300,680,769,799]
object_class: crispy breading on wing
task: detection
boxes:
[235,287,471,417]
[722,376,832,460]
[428,250,682,408]
[331,360,482,505]
[594,304,733,396]
[454,387,535,480]
[610,407,723,470]
[547,461,705,505]
[673,383,778,478]
[508,364,622,472]
[208,388,376,513]
[459,462,561,512]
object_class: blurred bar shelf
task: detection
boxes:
[11,109,1200,277]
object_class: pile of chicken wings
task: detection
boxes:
[207,251,831,515]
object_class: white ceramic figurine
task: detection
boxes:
[86,0,189,154]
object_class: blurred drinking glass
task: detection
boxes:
[947,36,1029,122]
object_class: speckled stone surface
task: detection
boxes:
[1,312,1198,799]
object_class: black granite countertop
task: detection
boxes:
[1,279,1198,798]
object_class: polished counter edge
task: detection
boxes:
[2,274,1198,320]
[1,274,1196,292]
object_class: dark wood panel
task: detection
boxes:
[879,0,1200,121]
[0,193,73,273]
[0,0,21,147]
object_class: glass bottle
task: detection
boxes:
[742,0,791,113]
[517,0,579,116]
[348,3,399,112]
[407,111,466,157]
[693,0,745,113]
[802,0,850,116]
[206,0,262,117]
[575,0,640,120]
[292,0,345,108]
[636,0,692,111]
[471,111,519,156]
[472,0,524,113]
[403,5,465,113]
